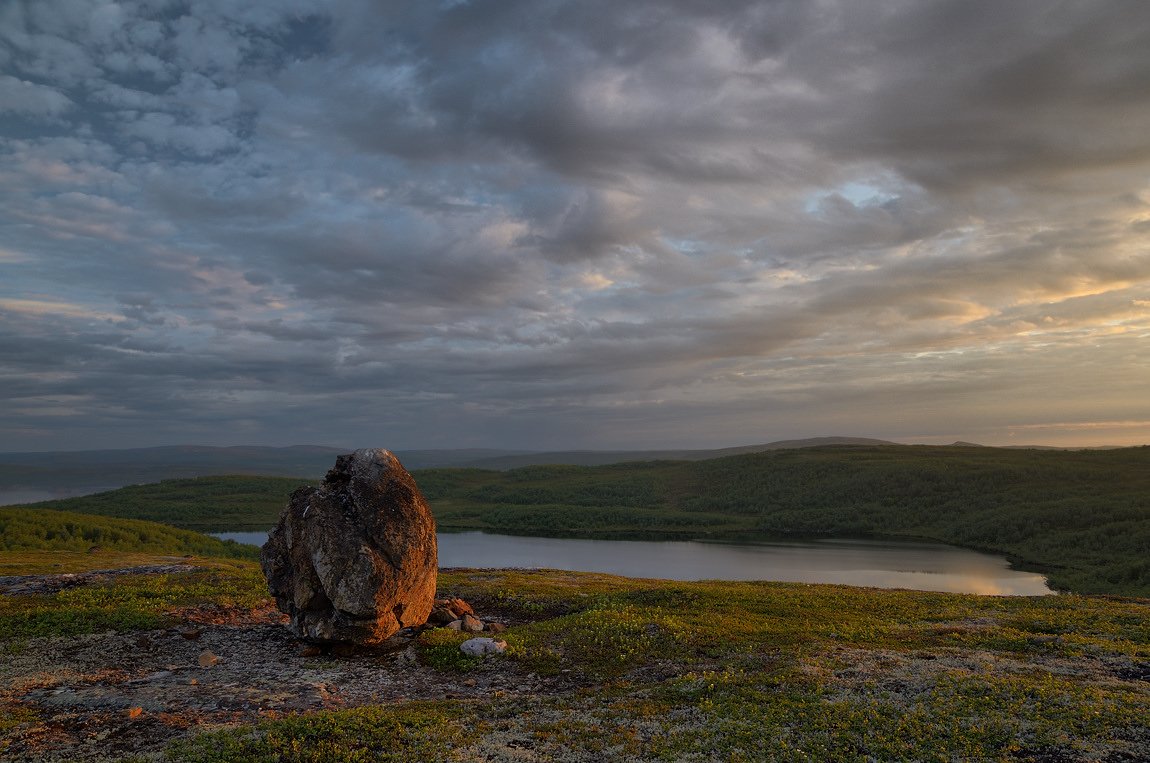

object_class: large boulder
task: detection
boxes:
[260,448,438,645]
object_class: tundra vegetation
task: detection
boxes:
[0,514,1147,761]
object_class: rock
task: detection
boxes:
[487,622,507,634]
[379,630,416,651]
[179,628,202,640]
[445,597,475,618]
[460,638,507,657]
[197,650,220,668]
[462,614,485,633]
[447,619,463,631]
[428,607,457,625]
[260,449,438,646]
[299,645,323,657]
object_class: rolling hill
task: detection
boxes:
[19,444,1150,596]
[0,438,894,502]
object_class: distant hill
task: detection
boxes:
[0,445,344,503]
[456,436,897,469]
[0,438,898,502]
[0,445,530,502]
[999,444,1126,450]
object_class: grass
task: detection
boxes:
[0,557,265,639]
[0,549,212,576]
[154,569,1149,762]
[0,509,266,642]
[1,555,1147,761]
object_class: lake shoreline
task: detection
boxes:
[214,528,1053,596]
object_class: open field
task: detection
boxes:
[0,543,1147,762]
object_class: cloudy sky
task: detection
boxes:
[2,0,1150,452]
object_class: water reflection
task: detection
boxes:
[214,530,1052,596]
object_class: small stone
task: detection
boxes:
[463,678,477,687]
[299,645,323,657]
[126,706,143,719]
[188,678,199,686]
[462,614,484,633]
[198,650,220,668]
[331,643,357,657]
[447,619,463,631]
[180,628,202,641]
[427,607,457,626]
[459,638,507,657]
[487,622,507,634]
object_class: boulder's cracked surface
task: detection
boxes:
[260,448,437,644]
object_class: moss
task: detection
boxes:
[164,702,467,762]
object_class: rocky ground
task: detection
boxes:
[3,565,1147,762]
[0,581,556,763]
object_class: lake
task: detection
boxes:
[214,530,1053,595]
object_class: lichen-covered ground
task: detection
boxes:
[1,553,1147,762]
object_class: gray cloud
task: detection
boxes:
[2,0,1150,451]
[0,74,74,117]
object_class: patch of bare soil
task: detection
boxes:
[0,599,559,762]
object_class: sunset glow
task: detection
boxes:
[2,1,1149,450]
